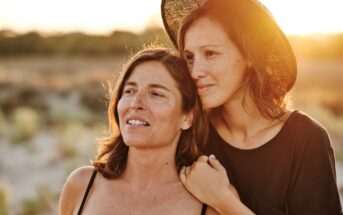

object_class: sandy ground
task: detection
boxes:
[0,129,97,215]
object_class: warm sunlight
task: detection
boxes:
[0,0,161,34]
[0,0,342,35]
[260,0,343,35]
[1,1,343,215]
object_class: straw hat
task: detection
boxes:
[161,0,297,91]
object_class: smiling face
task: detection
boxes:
[117,60,192,149]
[183,16,249,109]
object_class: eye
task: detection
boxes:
[150,91,164,97]
[204,50,217,58]
[183,52,194,66]
[122,87,135,96]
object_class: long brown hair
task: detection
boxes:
[178,2,297,119]
[93,47,208,179]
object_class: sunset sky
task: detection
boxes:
[0,0,342,35]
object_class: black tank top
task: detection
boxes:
[77,170,208,215]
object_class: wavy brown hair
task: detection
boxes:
[178,2,297,119]
[93,47,208,179]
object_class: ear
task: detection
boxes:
[180,111,193,130]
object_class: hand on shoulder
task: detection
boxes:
[180,155,234,205]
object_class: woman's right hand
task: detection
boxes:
[180,155,254,215]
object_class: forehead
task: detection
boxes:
[126,61,177,88]
[184,16,229,47]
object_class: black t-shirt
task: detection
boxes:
[204,110,342,214]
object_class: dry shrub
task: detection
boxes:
[0,183,10,215]
[10,106,41,143]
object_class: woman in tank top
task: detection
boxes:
[59,48,221,215]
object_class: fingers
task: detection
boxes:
[185,166,192,176]
[208,154,225,171]
[180,154,221,186]
[229,184,240,200]
[180,166,192,184]
[197,155,209,163]
[189,155,209,172]
[179,166,187,184]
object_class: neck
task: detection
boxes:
[209,90,291,149]
[121,145,179,190]
[211,93,271,138]
[210,92,276,144]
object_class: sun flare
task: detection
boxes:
[0,0,161,34]
[260,0,343,35]
[0,0,342,35]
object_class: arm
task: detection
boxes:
[180,155,255,215]
[287,127,342,214]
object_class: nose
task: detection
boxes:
[190,57,207,80]
[130,92,145,110]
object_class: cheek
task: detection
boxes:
[207,58,228,78]
[155,104,181,124]
[117,99,127,123]
[219,59,245,81]
[155,107,174,120]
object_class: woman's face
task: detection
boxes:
[118,61,192,149]
[183,16,248,109]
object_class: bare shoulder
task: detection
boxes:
[64,166,95,193]
[59,166,95,214]
[69,166,95,183]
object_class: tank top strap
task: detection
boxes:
[77,169,97,215]
[201,203,208,215]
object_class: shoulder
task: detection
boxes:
[64,166,96,193]
[287,110,334,160]
[290,110,327,132]
[284,113,341,212]
[59,166,95,214]
[69,166,96,182]
[287,110,330,143]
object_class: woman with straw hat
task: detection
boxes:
[161,0,342,214]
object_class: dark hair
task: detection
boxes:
[93,47,208,179]
[178,2,296,119]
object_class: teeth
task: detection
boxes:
[128,120,148,125]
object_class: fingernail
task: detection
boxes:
[209,154,216,159]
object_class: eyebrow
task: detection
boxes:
[184,44,222,52]
[124,82,172,92]
[200,45,222,48]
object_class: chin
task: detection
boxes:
[201,91,231,110]
[201,97,222,110]
[123,137,148,147]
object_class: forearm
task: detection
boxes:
[211,186,255,215]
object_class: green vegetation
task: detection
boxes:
[0,183,9,215]
[10,107,41,143]
[0,28,173,57]
[0,109,7,137]
[19,184,57,215]
[1,28,343,59]
[57,122,87,158]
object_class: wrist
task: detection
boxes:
[211,186,255,215]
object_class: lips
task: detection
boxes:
[196,83,214,94]
[126,117,150,126]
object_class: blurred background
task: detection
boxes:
[0,0,342,214]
